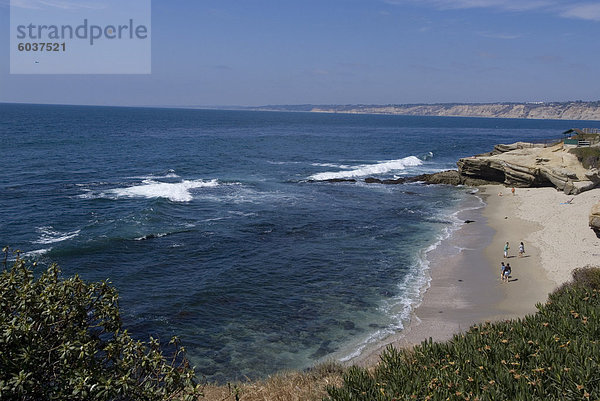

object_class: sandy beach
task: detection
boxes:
[354,184,600,367]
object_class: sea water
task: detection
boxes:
[0,104,583,382]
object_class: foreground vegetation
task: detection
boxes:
[0,251,201,400]
[3,246,600,400]
[569,146,600,169]
[327,267,600,400]
[202,362,344,401]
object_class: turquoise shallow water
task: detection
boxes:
[0,104,585,381]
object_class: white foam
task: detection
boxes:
[129,170,180,179]
[34,226,80,244]
[77,189,95,199]
[311,162,353,169]
[227,211,258,217]
[309,156,423,181]
[23,248,52,257]
[339,191,486,364]
[107,179,219,202]
[456,246,476,252]
[267,160,303,165]
[338,234,444,363]
[195,186,295,205]
[421,151,434,161]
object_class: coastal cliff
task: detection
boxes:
[252,101,600,121]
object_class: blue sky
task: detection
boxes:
[1,0,599,106]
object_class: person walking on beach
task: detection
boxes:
[511,187,515,196]
[500,262,506,280]
[519,242,525,257]
[503,242,510,258]
[503,263,512,282]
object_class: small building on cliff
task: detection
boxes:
[563,129,600,147]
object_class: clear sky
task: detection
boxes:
[1,0,599,106]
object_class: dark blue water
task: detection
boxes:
[0,104,586,382]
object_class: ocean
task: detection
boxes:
[0,103,581,382]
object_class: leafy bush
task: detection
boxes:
[569,146,600,169]
[327,268,600,400]
[0,251,201,400]
[571,266,600,290]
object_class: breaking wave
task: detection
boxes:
[308,156,423,181]
[101,179,220,202]
[129,169,180,180]
[34,226,80,244]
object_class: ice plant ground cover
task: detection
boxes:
[327,267,600,401]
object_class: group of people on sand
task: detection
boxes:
[500,241,525,283]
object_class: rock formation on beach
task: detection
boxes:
[317,141,600,195]
[455,141,600,194]
[315,171,489,186]
[590,202,600,237]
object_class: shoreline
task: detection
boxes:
[351,184,599,367]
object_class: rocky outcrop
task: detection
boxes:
[457,142,600,195]
[320,170,494,186]
[457,157,506,184]
[415,170,492,186]
[314,142,599,194]
[590,202,600,237]
[492,142,548,155]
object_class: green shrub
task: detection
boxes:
[569,147,600,169]
[0,250,201,401]
[571,266,600,290]
[327,268,600,400]
[553,266,600,296]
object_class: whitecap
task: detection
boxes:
[310,162,353,169]
[420,151,434,161]
[266,160,303,165]
[34,226,80,244]
[129,169,181,179]
[227,211,258,217]
[308,156,423,181]
[107,179,219,202]
[23,248,52,257]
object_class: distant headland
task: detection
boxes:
[244,101,600,120]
